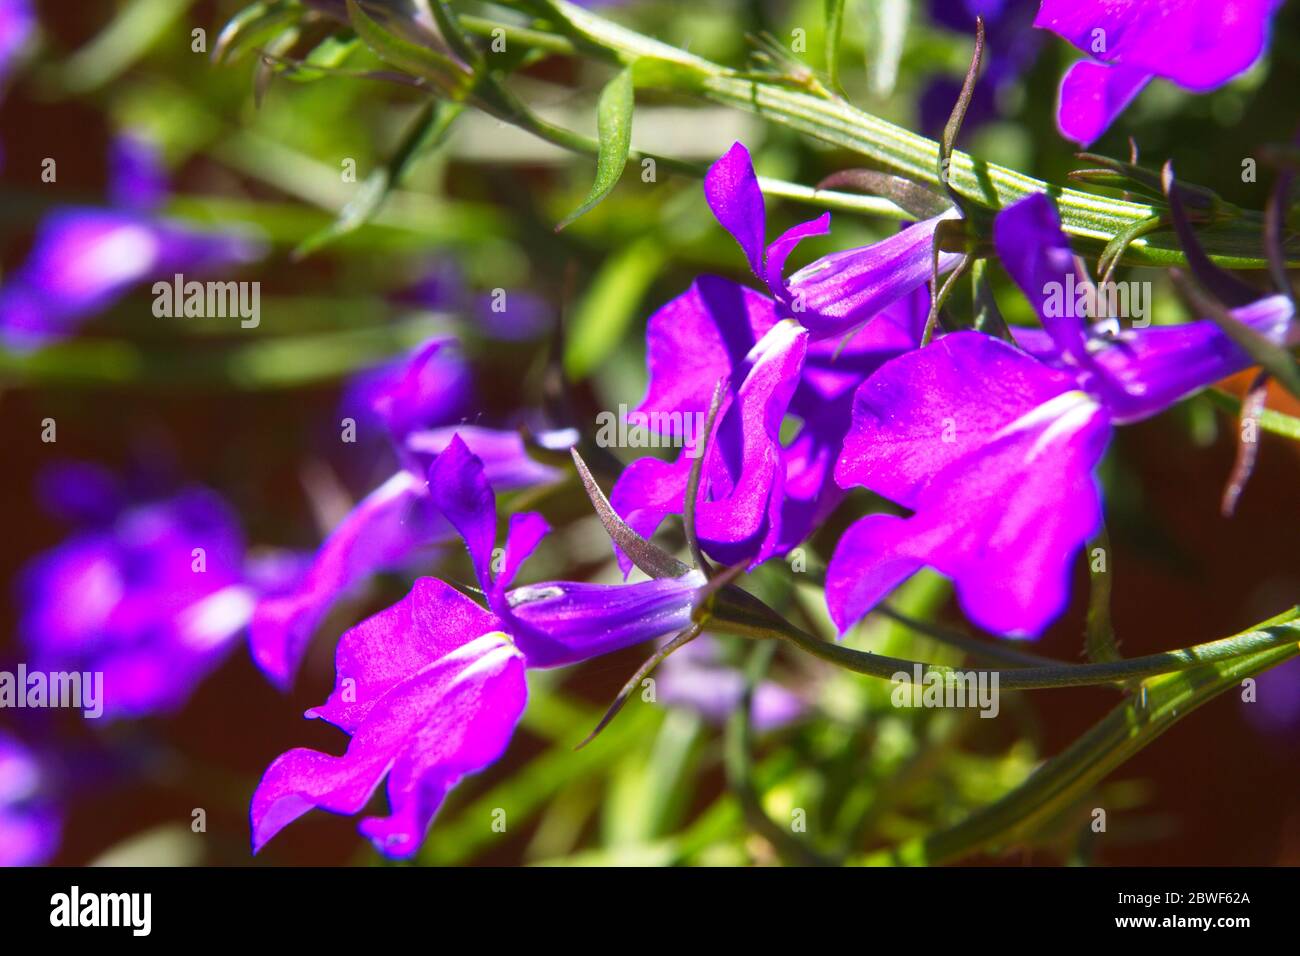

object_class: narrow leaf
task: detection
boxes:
[556,67,635,231]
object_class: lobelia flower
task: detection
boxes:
[0,731,60,867]
[0,132,263,349]
[826,191,1297,637]
[705,142,960,341]
[250,337,563,689]
[250,435,707,858]
[16,462,281,720]
[609,143,937,571]
[1035,0,1284,146]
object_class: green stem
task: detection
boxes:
[856,608,1300,864]
[504,0,1288,268]
[711,606,1300,691]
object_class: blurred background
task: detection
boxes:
[1,0,1298,866]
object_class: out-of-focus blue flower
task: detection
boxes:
[0,0,33,88]
[396,259,554,341]
[341,337,474,442]
[0,134,264,350]
[920,0,1042,136]
[16,463,276,720]
[0,731,60,867]
[656,636,806,732]
[1242,656,1300,733]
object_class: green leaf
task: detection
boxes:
[858,608,1300,865]
[55,0,190,93]
[213,1,301,65]
[345,0,470,96]
[863,0,910,98]
[1206,388,1300,441]
[563,235,665,380]
[824,0,847,95]
[555,67,635,231]
[293,99,462,259]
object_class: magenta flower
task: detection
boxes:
[0,133,263,349]
[608,144,935,572]
[1035,0,1284,145]
[706,142,959,340]
[250,338,562,688]
[0,731,60,867]
[826,192,1297,637]
[251,436,707,858]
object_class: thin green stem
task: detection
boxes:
[856,609,1300,864]
[710,605,1300,691]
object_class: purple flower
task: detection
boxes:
[0,0,33,88]
[705,142,960,341]
[248,437,564,691]
[340,336,474,442]
[252,330,564,689]
[0,134,263,349]
[607,145,936,572]
[1035,0,1284,145]
[251,436,707,858]
[249,415,563,688]
[1242,656,1300,733]
[17,469,258,719]
[397,260,554,341]
[0,732,60,867]
[826,192,1297,637]
[610,279,928,571]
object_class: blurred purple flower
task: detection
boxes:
[340,337,474,442]
[251,436,707,858]
[1242,656,1300,733]
[656,636,805,732]
[17,469,258,719]
[920,0,1042,136]
[0,731,60,867]
[0,0,32,87]
[827,192,1297,637]
[1035,0,1284,145]
[396,260,554,341]
[0,134,263,349]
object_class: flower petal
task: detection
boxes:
[836,331,1079,508]
[704,142,768,280]
[787,212,962,339]
[251,632,525,858]
[306,577,501,733]
[249,470,447,689]
[1054,59,1151,146]
[830,387,1111,636]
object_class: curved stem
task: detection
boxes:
[856,609,1300,865]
